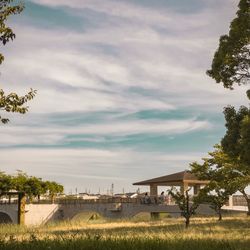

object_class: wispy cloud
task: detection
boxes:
[0,148,205,192]
[0,117,210,146]
[0,0,245,191]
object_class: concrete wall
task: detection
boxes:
[0,202,219,226]
[59,203,216,220]
[25,204,59,226]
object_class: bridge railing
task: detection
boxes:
[0,200,18,205]
[57,197,143,204]
[20,196,179,205]
[54,197,178,205]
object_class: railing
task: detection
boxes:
[232,195,248,206]
[0,196,176,205]
[0,200,18,205]
[56,196,176,205]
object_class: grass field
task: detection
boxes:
[0,213,249,250]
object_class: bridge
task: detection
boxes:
[0,197,244,226]
[0,171,248,225]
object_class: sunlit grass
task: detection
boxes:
[0,214,249,249]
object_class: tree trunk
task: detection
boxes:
[241,190,250,216]
[185,217,190,228]
[218,207,222,221]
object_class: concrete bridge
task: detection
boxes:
[0,197,247,226]
[0,198,217,226]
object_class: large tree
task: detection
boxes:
[207,0,250,89]
[221,106,250,214]
[0,0,36,124]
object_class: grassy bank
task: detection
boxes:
[0,215,249,250]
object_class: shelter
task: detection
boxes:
[133,170,209,196]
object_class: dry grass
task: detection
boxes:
[0,214,249,250]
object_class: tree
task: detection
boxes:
[45,181,64,202]
[0,171,13,194]
[207,0,250,89]
[221,106,250,214]
[190,147,236,220]
[198,189,229,221]
[168,187,200,228]
[24,176,44,201]
[0,0,36,124]
[11,170,29,193]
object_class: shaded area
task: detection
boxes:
[0,212,12,224]
[0,237,249,250]
[71,211,104,222]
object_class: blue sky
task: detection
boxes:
[0,0,248,194]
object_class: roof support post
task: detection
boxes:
[228,195,233,207]
[150,184,158,196]
[193,184,201,195]
[180,182,188,195]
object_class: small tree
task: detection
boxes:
[168,187,200,228]
[191,145,239,219]
[198,186,231,221]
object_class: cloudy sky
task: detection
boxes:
[0,0,248,194]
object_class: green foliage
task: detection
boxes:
[0,171,13,193]
[0,0,24,55]
[168,187,200,228]
[207,0,250,89]
[191,144,250,217]
[0,0,36,124]
[44,181,64,202]
[190,146,237,220]
[0,170,64,200]
[221,106,250,205]
[222,106,250,166]
[0,88,37,123]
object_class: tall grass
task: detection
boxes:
[0,215,249,250]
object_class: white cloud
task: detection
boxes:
[0,0,245,192]
[0,118,210,146]
[0,148,205,192]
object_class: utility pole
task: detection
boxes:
[111,183,114,196]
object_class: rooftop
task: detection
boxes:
[133,170,208,186]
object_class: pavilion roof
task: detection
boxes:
[133,170,208,186]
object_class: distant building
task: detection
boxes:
[114,192,138,198]
[76,193,99,200]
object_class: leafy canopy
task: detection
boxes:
[222,105,250,167]
[0,0,36,124]
[0,170,64,199]
[207,0,250,89]
[190,145,236,220]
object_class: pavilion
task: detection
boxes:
[133,170,209,196]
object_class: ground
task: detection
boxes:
[0,213,249,250]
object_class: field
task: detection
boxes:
[0,213,249,250]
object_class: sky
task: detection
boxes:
[0,0,248,194]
